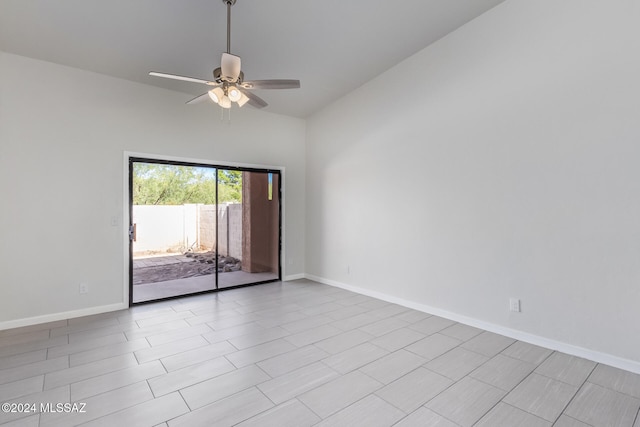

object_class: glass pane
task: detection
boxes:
[218,170,280,289]
[131,162,217,303]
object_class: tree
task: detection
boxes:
[217,170,242,202]
[133,163,242,205]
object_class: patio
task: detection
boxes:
[132,254,278,303]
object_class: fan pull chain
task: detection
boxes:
[218,106,232,122]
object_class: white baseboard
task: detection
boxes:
[5,274,640,375]
[305,274,640,375]
[0,303,128,331]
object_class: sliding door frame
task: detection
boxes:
[125,153,283,306]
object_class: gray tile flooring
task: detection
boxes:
[1,279,639,426]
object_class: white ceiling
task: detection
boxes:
[0,0,506,118]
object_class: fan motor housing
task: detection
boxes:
[213,67,244,84]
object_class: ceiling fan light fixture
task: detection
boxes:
[227,85,242,102]
[208,87,224,103]
[237,93,250,107]
[219,95,232,109]
[148,0,300,112]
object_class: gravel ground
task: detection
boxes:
[132,262,215,285]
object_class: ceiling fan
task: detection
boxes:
[149,0,300,109]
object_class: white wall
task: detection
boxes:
[132,205,195,253]
[0,52,306,326]
[306,0,640,368]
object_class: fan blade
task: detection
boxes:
[241,79,300,90]
[149,71,217,86]
[186,93,211,105]
[239,88,268,108]
[221,53,242,82]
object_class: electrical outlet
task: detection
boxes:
[79,283,89,294]
[509,298,520,313]
[288,258,294,266]
[347,265,350,275]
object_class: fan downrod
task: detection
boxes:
[222,0,237,54]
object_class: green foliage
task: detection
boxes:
[133,163,242,205]
[217,170,242,202]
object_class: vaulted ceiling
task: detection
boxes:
[0,0,506,117]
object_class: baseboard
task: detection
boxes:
[0,303,128,331]
[305,274,640,375]
[0,274,305,330]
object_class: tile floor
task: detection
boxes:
[1,279,639,427]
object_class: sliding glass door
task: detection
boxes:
[129,158,281,304]
[218,170,280,289]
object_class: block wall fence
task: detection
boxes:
[132,204,242,259]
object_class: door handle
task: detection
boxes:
[129,224,137,242]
